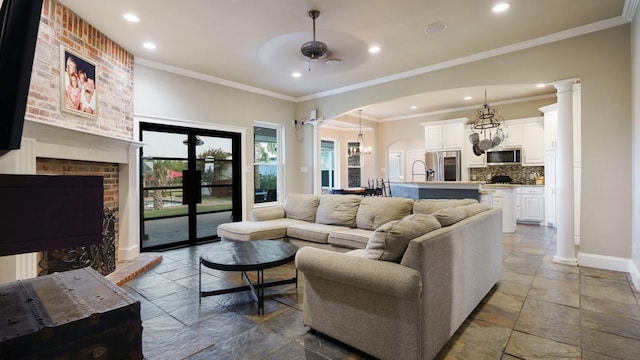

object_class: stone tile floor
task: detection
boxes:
[121,224,640,359]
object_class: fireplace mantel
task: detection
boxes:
[0,119,143,282]
[23,119,143,164]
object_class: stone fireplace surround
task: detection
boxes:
[0,119,142,282]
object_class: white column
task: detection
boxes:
[553,80,577,266]
[117,143,142,260]
[311,120,323,195]
[0,137,39,281]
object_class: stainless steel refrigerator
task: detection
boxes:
[425,150,461,181]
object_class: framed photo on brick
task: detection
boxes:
[61,47,97,118]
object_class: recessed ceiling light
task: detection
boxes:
[464,96,472,100]
[292,72,301,78]
[424,23,448,34]
[536,83,546,88]
[368,46,381,54]
[122,13,140,22]
[492,2,510,13]
[410,105,417,110]
[143,42,156,50]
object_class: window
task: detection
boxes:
[254,124,282,203]
[321,140,336,188]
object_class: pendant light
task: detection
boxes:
[349,110,371,156]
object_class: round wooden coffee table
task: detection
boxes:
[199,240,298,314]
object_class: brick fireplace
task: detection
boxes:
[36,158,120,275]
[0,120,142,282]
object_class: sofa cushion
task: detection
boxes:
[432,207,468,227]
[458,203,491,218]
[284,193,321,222]
[413,198,477,215]
[217,218,307,241]
[315,194,362,228]
[250,206,285,221]
[328,228,374,249]
[356,196,414,230]
[287,223,351,244]
[365,214,441,262]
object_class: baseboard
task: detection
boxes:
[577,252,631,273]
[630,260,640,292]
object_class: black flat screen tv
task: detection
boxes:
[0,0,44,152]
[0,174,104,257]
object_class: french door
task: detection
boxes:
[140,123,241,251]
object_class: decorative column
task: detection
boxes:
[0,137,38,282]
[311,120,324,195]
[553,79,577,266]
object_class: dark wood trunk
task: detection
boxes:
[0,267,142,360]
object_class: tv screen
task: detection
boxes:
[0,0,44,152]
[0,174,104,257]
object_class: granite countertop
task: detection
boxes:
[482,183,544,189]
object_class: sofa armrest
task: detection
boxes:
[250,205,285,221]
[295,247,422,300]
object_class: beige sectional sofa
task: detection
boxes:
[217,193,503,359]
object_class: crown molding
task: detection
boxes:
[623,0,639,21]
[134,57,297,102]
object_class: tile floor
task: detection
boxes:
[121,224,640,360]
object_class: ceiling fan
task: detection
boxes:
[301,10,327,61]
[300,10,342,70]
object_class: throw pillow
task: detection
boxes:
[432,207,467,227]
[315,194,362,227]
[284,193,320,222]
[365,213,441,262]
[356,196,414,230]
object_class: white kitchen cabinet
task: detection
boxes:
[522,118,545,166]
[541,104,558,150]
[464,128,486,169]
[501,122,523,147]
[520,187,545,223]
[423,119,465,151]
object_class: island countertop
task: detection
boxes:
[389,181,484,200]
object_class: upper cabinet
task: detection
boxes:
[422,119,465,151]
[522,118,545,166]
[540,103,558,150]
[500,122,523,148]
[493,117,544,166]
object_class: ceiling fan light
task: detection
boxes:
[301,40,328,60]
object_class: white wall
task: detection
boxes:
[631,6,640,289]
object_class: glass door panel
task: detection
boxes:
[195,135,234,239]
[141,130,190,249]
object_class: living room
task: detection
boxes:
[1,0,639,359]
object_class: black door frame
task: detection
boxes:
[139,122,242,251]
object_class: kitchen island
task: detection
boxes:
[389,181,484,201]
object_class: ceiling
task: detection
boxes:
[58,0,629,121]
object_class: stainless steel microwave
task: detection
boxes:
[486,148,521,165]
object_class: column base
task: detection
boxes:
[552,255,578,266]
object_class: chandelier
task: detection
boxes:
[468,90,505,154]
[349,110,372,156]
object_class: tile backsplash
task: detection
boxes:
[469,165,544,184]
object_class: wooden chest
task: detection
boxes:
[0,267,142,360]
